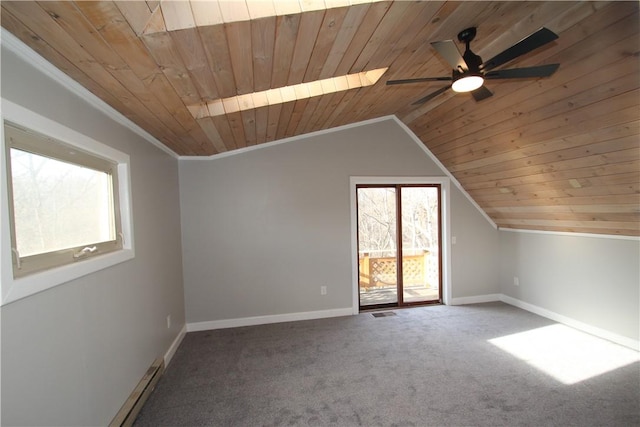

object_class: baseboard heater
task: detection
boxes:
[109,358,165,427]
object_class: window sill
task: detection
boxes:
[1,248,134,306]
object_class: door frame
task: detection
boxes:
[350,176,452,313]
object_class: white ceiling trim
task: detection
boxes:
[500,227,640,241]
[179,115,396,161]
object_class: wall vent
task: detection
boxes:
[109,358,164,427]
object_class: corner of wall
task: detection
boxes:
[164,324,187,367]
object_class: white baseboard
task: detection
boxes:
[164,324,187,366]
[187,307,354,332]
[450,294,501,305]
[499,294,639,351]
[186,297,639,351]
[448,293,638,351]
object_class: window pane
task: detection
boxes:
[401,186,440,303]
[358,187,398,306]
[10,148,115,257]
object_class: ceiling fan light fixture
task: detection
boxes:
[451,74,484,92]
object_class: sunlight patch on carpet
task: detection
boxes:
[488,324,639,385]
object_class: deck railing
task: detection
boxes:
[359,251,431,289]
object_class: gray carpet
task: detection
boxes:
[134,302,639,426]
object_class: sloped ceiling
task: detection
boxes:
[1,1,638,236]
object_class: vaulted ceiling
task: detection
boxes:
[2,1,639,236]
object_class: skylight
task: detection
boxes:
[188,67,388,118]
[160,1,386,31]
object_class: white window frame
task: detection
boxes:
[1,99,135,305]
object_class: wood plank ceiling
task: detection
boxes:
[1,1,639,236]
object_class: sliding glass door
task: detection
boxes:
[357,186,399,306]
[357,184,441,309]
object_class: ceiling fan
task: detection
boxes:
[387,27,560,105]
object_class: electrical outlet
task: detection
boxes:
[166,314,171,329]
[452,236,457,245]
[513,276,520,286]
[320,286,327,295]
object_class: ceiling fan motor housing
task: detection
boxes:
[461,50,483,74]
[458,27,483,74]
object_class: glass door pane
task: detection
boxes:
[400,186,441,304]
[357,187,398,307]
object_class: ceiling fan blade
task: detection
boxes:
[484,63,560,79]
[471,85,493,102]
[412,85,452,105]
[481,27,558,72]
[386,76,452,85]
[431,40,468,71]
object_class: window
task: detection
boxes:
[5,123,122,277]
[1,99,134,305]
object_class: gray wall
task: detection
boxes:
[450,188,501,298]
[179,119,500,323]
[499,230,639,341]
[1,47,185,425]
